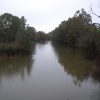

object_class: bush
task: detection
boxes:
[0,44,16,57]
[76,32,100,59]
[0,43,32,57]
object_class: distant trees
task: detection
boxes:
[51,9,100,59]
[35,31,46,41]
[0,13,50,58]
[1,8,100,60]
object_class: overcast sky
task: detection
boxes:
[0,0,100,33]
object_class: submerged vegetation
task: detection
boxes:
[50,9,100,60]
[0,13,50,58]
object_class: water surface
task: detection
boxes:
[0,41,100,100]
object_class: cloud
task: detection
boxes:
[0,0,100,33]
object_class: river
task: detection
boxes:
[0,41,100,100]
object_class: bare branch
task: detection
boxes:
[90,4,100,18]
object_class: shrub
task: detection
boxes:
[0,44,16,56]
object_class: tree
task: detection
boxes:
[0,13,20,42]
[51,9,92,47]
[90,4,100,18]
[25,26,36,41]
[35,31,46,41]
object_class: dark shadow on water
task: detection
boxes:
[0,56,34,83]
[51,42,100,86]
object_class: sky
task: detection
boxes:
[0,0,100,33]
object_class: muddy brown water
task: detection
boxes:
[0,41,100,100]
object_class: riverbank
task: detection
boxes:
[0,43,34,59]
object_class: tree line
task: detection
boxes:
[50,9,100,59]
[0,9,100,60]
[0,13,50,58]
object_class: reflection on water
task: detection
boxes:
[52,42,93,85]
[0,41,100,100]
[91,67,100,85]
[0,56,34,82]
[52,42,100,100]
[90,89,100,100]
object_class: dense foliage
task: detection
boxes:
[0,9,100,59]
[50,9,100,59]
[0,13,50,58]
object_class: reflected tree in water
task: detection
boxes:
[0,56,34,82]
[52,42,100,87]
[91,67,100,84]
[90,88,100,100]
